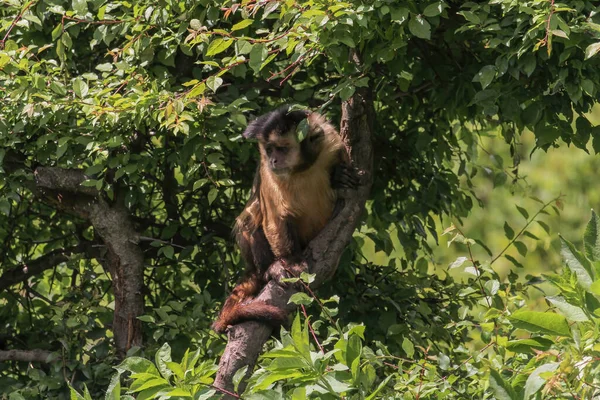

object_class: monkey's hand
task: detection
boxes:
[266,259,307,291]
[331,164,359,191]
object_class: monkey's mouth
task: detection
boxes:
[270,166,292,175]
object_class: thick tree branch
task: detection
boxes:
[35,167,98,196]
[33,167,145,358]
[214,80,374,394]
[0,349,53,363]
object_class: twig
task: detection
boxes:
[0,0,37,50]
[300,305,324,354]
[490,196,561,265]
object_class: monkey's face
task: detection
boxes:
[260,134,302,176]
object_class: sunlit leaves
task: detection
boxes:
[585,42,600,60]
[206,38,234,57]
[510,310,571,337]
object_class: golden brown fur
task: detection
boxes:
[212,108,348,333]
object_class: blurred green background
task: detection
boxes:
[428,104,600,301]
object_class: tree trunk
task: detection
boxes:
[214,84,374,396]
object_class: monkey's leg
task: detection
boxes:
[264,218,306,289]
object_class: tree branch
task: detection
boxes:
[0,247,78,291]
[32,166,145,358]
[0,349,53,363]
[214,63,374,395]
[35,167,97,196]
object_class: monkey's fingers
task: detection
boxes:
[266,260,306,291]
[331,165,360,189]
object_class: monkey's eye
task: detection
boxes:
[276,146,288,154]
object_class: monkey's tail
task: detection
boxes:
[212,302,288,333]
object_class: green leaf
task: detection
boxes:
[291,314,310,359]
[365,375,393,400]
[164,388,191,396]
[590,279,600,295]
[560,235,593,289]
[489,369,518,400]
[524,363,559,399]
[346,334,362,367]
[291,387,306,400]
[73,78,89,98]
[296,119,310,142]
[69,386,86,400]
[249,44,268,73]
[155,343,172,380]
[236,40,253,55]
[585,42,600,60]
[448,256,467,270]
[514,241,527,257]
[96,63,113,72]
[408,15,431,40]
[115,357,159,376]
[423,1,447,17]
[390,7,409,23]
[509,310,571,337]
[104,373,121,400]
[324,374,352,393]
[505,337,553,353]
[232,19,254,31]
[206,76,223,93]
[584,210,600,262]
[50,81,67,95]
[473,65,496,89]
[288,292,313,305]
[503,222,514,240]
[546,296,589,322]
[73,0,88,15]
[206,38,234,57]
[401,337,414,358]
[232,366,248,393]
[130,378,169,393]
[162,245,174,259]
[340,85,355,101]
[582,79,595,96]
[208,188,218,204]
[516,205,529,220]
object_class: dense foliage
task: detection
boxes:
[2,0,600,398]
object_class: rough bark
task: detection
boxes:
[0,349,53,363]
[214,86,374,395]
[34,167,145,358]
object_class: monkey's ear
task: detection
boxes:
[242,119,264,139]
[286,110,309,124]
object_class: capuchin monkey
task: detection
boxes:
[212,106,357,333]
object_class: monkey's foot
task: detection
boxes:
[211,319,230,334]
[331,164,359,190]
[266,259,307,291]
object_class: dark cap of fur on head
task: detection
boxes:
[243,106,309,140]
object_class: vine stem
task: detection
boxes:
[0,0,37,50]
[490,195,562,265]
